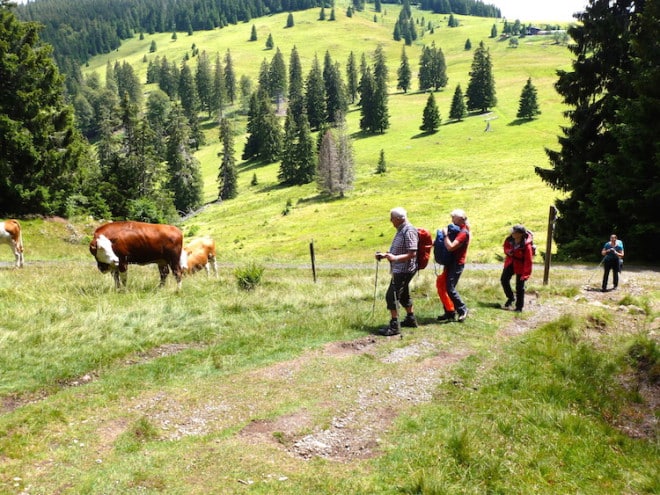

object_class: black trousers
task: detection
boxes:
[602,258,619,290]
[501,264,526,310]
[386,272,415,310]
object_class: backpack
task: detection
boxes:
[416,228,433,270]
[526,230,537,256]
[434,224,466,266]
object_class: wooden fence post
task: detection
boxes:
[543,205,558,285]
[309,239,317,283]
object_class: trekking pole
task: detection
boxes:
[587,257,605,286]
[372,258,380,317]
[392,278,402,338]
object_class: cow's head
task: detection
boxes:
[90,234,119,273]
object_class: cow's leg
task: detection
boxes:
[113,270,121,289]
[12,241,21,268]
[210,255,218,277]
[158,264,170,287]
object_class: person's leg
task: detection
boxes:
[446,264,467,318]
[436,271,455,313]
[500,264,515,306]
[602,263,611,291]
[612,261,619,288]
[515,274,525,311]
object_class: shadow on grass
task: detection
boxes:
[507,118,535,126]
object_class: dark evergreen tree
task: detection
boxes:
[464,38,472,50]
[517,77,541,120]
[269,47,288,101]
[288,46,305,126]
[323,51,348,124]
[195,51,213,117]
[212,52,226,118]
[535,0,658,261]
[218,117,238,200]
[420,91,441,132]
[305,55,327,131]
[279,111,315,185]
[178,61,199,121]
[242,90,282,162]
[376,148,387,174]
[397,46,412,93]
[266,32,274,49]
[250,24,257,41]
[490,23,497,38]
[224,49,237,104]
[372,44,390,133]
[286,13,294,28]
[145,89,172,160]
[165,103,203,213]
[0,5,93,215]
[449,84,467,121]
[466,41,497,112]
[346,51,359,104]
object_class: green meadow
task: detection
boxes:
[83,3,574,265]
[1,3,658,493]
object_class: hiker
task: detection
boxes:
[435,223,461,322]
[601,234,624,292]
[375,207,418,336]
[438,209,470,322]
[500,224,534,312]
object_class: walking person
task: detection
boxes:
[435,223,461,322]
[500,224,534,312]
[438,209,470,322]
[601,234,624,292]
[375,207,419,336]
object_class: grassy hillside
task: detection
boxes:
[81,2,576,266]
[0,220,658,493]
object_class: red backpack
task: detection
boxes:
[416,228,433,270]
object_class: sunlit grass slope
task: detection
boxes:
[82,1,576,265]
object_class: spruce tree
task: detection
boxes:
[0,5,92,215]
[420,91,441,132]
[323,52,348,124]
[397,46,412,93]
[449,84,467,121]
[195,51,213,117]
[212,53,226,118]
[517,77,541,120]
[466,41,497,113]
[305,55,327,131]
[218,117,238,200]
[269,48,287,101]
[224,49,236,104]
[535,0,657,260]
[165,104,203,214]
[250,24,257,41]
[286,13,294,28]
[346,51,359,104]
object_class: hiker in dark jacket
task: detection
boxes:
[500,224,534,312]
[440,209,470,322]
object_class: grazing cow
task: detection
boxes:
[184,237,218,277]
[0,219,24,268]
[89,221,187,289]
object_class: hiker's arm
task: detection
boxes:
[383,250,416,262]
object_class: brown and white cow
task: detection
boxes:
[183,237,218,277]
[0,219,24,268]
[89,221,187,289]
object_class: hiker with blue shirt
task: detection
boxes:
[601,234,624,292]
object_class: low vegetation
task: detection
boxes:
[0,220,658,493]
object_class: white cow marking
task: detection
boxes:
[95,234,119,266]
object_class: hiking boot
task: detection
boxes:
[504,298,515,309]
[401,314,418,328]
[378,319,400,336]
[457,308,469,322]
[437,312,456,322]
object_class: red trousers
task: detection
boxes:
[436,271,455,313]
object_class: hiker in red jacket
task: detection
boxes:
[500,224,534,312]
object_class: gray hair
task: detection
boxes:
[450,209,467,220]
[390,207,407,220]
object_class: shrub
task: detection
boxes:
[234,262,265,291]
